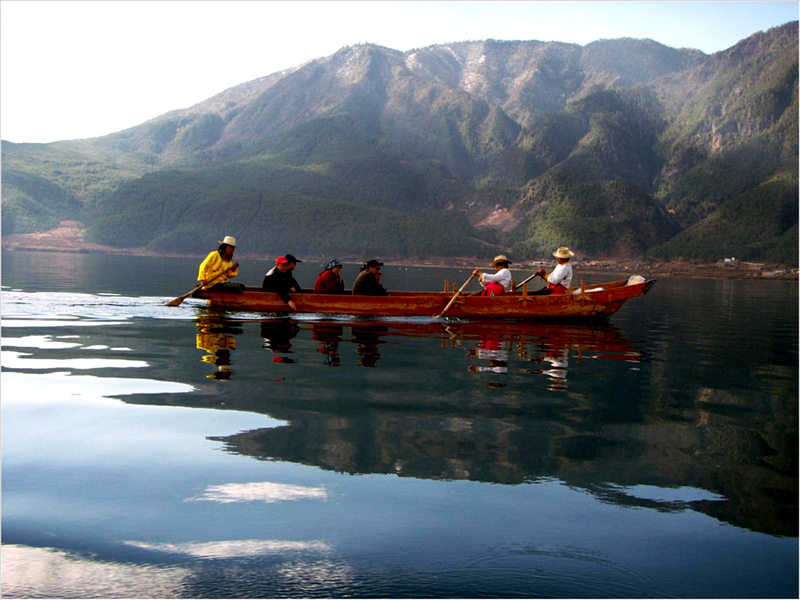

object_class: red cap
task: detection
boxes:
[275,256,289,266]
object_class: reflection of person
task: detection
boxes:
[527,344,569,391]
[197,235,244,291]
[260,319,300,363]
[532,247,574,295]
[314,259,345,294]
[312,322,344,366]
[473,255,512,296]
[353,260,389,296]
[262,254,303,311]
[468,334,509,374]
[542,349,569,377]
[351,324,388,367]
[541,347,569,391]
[196,319,239,380]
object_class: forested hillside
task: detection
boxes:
[2,22,797,265]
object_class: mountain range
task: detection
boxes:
[2,21,797,265]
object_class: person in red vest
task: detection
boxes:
[473,255,513,296]
[532,247,574,295]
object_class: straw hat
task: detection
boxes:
[219,235,237,247]
[553,247,575,259]
[491,255,512,266]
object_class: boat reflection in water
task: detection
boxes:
[191,316,794,538]
[464,328,590,391]
[197,313,641,380]
[456,321,638,390]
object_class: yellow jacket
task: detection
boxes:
[197,251,238,288]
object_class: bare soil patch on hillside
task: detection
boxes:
[2,221,159,256]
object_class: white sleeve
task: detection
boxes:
[483,268,512,289]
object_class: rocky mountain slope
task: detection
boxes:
[2,22,796,264]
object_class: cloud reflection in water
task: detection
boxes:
[187,481,328,504]
[608,484,727,504]
[1,544,190,599]
[125,539,332,559]
[2,371,195,403]
[1,335,83,350]
[1,350,148,370]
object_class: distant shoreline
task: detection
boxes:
[3,221,797,281]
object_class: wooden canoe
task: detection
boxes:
[191,276,656,320]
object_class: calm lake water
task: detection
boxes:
[2,250,797,599]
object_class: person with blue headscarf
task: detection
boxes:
[314,258,346,294]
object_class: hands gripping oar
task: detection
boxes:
[166,266,234,307]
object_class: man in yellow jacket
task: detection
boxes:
[197,235,245,291]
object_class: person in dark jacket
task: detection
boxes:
[262,254,303,310]
[314,259,345,294]
[352,259,389,296]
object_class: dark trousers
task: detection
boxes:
[530,283,567,296]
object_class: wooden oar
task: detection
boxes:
[438,273,477,317]
[512,271,544,292]
[166,267,233,307]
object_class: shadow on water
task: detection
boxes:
[147,314,798,538]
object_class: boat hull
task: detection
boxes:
[192,277,656,320]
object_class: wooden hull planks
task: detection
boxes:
[191,277,657,321]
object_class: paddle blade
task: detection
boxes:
[165,295,188,307]
[166,283,202,307]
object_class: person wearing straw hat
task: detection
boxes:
[532,247,575,295]
[473,255,513,296]
[197,235,244,292]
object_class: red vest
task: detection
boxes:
[480,282,506,296]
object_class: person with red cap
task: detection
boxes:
[262,254,304,310]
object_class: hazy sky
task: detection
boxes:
[1,1,797,143]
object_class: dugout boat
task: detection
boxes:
[191,276,657,320]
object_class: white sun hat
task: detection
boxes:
[553,247,574,258]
